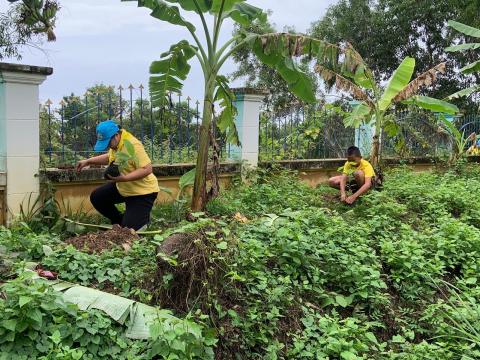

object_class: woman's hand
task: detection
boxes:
[76,159,89,172]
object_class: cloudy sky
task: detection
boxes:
[1,0,337,105]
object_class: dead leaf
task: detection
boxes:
[234,212,249,224]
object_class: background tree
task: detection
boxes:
[0,0,59,59]
[309,0,480,110]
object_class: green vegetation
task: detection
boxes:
[0,0,59,60]
[3,165,480,358]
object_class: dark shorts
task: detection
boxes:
[347,176,377,192]
[90,182,157,231]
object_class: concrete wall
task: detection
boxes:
[41,163,239,215]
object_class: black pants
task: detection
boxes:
[90,182,157,231]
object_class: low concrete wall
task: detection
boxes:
[40,157,480,216]
[40,163,239,215]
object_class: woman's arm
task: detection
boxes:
[108,163,153,182]
[76,153,109,172]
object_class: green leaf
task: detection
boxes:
[216,241,228,250]
[253,36,316,103]
[365,332,378,344]
[179,168,196,193]
[392,335,406,343]
[165,0,211,12]
[460,60,480,74]
[149,40,196,107]
[404,96,459,115]
[379,57,415,111]
[42,245,54,256]
[335,294,353,308]
[344,103,372,128]
[210,0,243,13]
[159,186,173,195]
[353,64,374,89]
[19,295,33,307]
[1,319,16,332]
[123,139,136,157]
[448,20,480,38]
[445,85,480,100]
[50,330,62,345]
[122,0,196,31]
[340,350,358,360]
[215,76,240,146]
[225,2,264,26]
[27,308,43,324]
[446,43,480,52]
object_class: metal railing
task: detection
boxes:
[40,87,480,168]
[259,104,355,161]
[259,105,480,161]
[40,86,230,167]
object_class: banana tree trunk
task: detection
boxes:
[370,135,380,169]
[370,114,383,169]
[191,80,215,211]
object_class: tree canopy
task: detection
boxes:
[309,0,480,108]
[0,0,59,60]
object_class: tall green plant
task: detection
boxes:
[121,1,324,211]
[446,21,480,100]
[313,44,458,166]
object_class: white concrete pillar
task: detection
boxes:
[0,63,52,222]
[228,88,266,167]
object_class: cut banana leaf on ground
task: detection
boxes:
[31,275,176,340]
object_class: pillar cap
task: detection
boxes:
[0,62,53,76]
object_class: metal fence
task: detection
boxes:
[259,106,480,161]
[40,86,232,167]
[40,86,480,167]
[259,104,355,161]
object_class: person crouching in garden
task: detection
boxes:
[76,120,159,231]
[328,146,375,204]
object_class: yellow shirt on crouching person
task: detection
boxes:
[342,159,375,178]
[108,130,160,197]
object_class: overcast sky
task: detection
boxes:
[0,0,337,105]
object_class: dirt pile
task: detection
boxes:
[65,225,139,254]
[155,229,230,313]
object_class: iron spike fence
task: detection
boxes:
[258,104,480,161]
[40,86,230,168]
[259,104,356,161]
[40,87,480,168]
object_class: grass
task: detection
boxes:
[2,165,480,358]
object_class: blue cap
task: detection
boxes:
[477,139,480,147]
[94,120,120,152]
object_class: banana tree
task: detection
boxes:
[446,21,480,100]
[122,1,319,211]
[312,43,459,167]
[6,0,59,41]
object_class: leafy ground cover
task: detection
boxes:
[2,165,480,358]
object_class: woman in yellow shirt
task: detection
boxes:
[76,120,159,230]
[329,146,375,204]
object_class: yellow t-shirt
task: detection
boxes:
[343,159,375,178]
[468,146,480,156]
[108,130,159,197]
